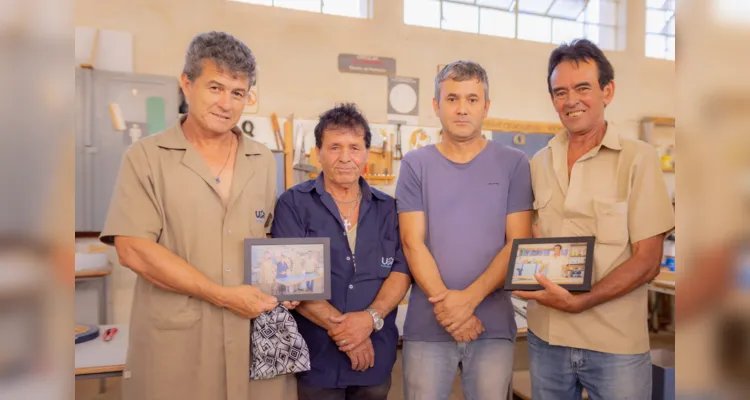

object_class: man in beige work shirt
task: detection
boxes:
[100,31,297,400]
[515,39,675,400]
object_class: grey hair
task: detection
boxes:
[434,60,490,102]
[182,31,257,87]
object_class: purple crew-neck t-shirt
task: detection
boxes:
[395,140,533,342]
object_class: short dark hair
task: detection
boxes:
[547,38,614,95]
[314,103,372,149]
[554,244,562,249]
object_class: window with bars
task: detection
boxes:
[230,0,372,19]
[711,0,750,25]
[645,0,675,60]
[404,0,623,51]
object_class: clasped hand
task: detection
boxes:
[429,289,485,342]
[328,311,375,371]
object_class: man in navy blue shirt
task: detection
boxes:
[271,103,412,400]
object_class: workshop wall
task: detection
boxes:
[74,0,676,325]
[74,0,674,137]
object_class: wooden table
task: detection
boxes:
[649,269,676,296]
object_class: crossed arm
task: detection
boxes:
[399,210,532,340]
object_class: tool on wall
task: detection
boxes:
[270,113,284,151]
[293,125,317,174]
[394,123,403,160]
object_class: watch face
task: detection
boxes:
[375,318,384,330]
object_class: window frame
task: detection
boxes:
[645,0,676,60]
[403,0,622,50]
[229,0,373,19]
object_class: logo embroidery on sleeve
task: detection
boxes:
[255,210,266,224]
[380,257,394,268]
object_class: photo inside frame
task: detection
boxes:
[511,242,588,285]
[250,244,326,297]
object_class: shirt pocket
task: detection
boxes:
[148,285,203,330]
[533,189,553,236]
[593,197,629,244]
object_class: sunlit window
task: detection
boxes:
[645,0,675,60]
[230,0,372,19]
[404,0,623,51]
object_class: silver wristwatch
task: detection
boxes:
[366,307,384,332]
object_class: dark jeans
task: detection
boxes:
[297,376,391,400]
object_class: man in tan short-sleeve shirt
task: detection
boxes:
[100,32,297,400]
[515,39,675,400]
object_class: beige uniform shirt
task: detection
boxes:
[545,255,569,280]
[528,125,675,355]
[100,116,296,400]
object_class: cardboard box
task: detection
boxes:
[651,349,675,400]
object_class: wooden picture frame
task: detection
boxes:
[244,237,331,301]
[504,237,595,292]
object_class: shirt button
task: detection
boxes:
[225,266,231,272]
[227,229,232,234]
[346,256,351,261]
[343,232,347,236]
[226,337,233,344]
[349,284,354,289]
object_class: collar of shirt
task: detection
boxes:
[546,122,623,195]
[151,114,269,210]
[155,114,264,156]
[548,121,623,156]
[297,172,389,201]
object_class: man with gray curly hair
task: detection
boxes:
[100,31,298,399]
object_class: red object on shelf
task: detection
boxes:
[103,327,118,342]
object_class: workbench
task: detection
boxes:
[648,269,676,332]
[75,324,128,380]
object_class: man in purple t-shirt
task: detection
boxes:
[395,60,533,399]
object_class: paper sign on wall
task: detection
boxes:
[338,54,396,76]
[387,76,419,126]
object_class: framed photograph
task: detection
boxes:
[244,237,331,301]
[504,237,595,292]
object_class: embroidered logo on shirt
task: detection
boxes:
[255,210,266,223]
[381,257,394,268]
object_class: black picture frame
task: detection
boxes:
[244,237,332,301]
[504,236,595,292]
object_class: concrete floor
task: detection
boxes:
[76,333,674,400]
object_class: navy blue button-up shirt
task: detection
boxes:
[271,173,410,389]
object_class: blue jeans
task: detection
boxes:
[402,339,514,400]
[527,330,652,400]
